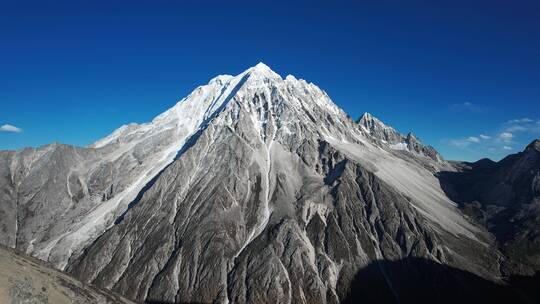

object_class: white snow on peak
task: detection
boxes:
[285,74,297,81]
[44,68,251,268]
[90,62,285,151]
[359,112,392,129]
[361,112,373,120]
[39,63,466,268]
[242,62,282,80]
[252,62,276,72]
[209,74,234,84]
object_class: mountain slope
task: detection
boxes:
[439,139,540,275]
[0,69,249,270]
[0,245,134,304]
[357,112,443,163]
[60,64,499,303]
[1,63,533,303]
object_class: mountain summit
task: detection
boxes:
[358,112,443,162]
[0,64,538,303]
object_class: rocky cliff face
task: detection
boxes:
[0,69,252,270]
[0,63,536,303]
[439,139,540,276]
[357,113,443,163]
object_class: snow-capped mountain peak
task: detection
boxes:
[14,63,451,274]
[244,62,282,80]
[3,63,518,304]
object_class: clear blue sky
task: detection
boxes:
[1,1,539,161]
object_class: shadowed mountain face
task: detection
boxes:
[438,140,540,276]
[343,257,540,304]
[0,64,538,303]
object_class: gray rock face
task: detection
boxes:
[0,63,527,303]
[357,113,443,163]
[0,145,100,255]
[65,64,498,303]
[439,139,540,275]
[0,70,252,270]
[0,131,188,270]
[357,112,403,144]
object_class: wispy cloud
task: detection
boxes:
[447,135,486,147]
[501,118,540,134]
[0,124,22,133]
[448,139,471,147]
[506,118,534,124]
[498,132,513,143]
[443,117,540,158]
[504,125,527,132]
[450,102,485,113]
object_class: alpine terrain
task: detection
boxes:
[1,63,539,304]
[0,245,134,304]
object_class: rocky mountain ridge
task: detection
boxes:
[439,138,540,276]
[357,112,443,162]
[0,63,538,303]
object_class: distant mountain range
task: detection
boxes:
[1,63,538,303]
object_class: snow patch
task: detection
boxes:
[389,142,408,151]
[35,66,254,268]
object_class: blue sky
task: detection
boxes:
[1,1,539,161]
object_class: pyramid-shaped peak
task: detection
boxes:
[252,62,273,71]
[244,62,281,79]
[358,112,385,125]
[254,62,271,69]
[359,112,373,120]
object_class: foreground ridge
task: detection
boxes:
[0,245,134,304]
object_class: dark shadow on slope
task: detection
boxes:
[435,159,498,206]
[112,128,203,225]
[435,160,499,230]
[170,72,251,161]
[323,159,347,185]
[68,70,255,293]
[435,153,540,269]
[342,257,540,304]
[114,168,165,225]
[145,258,540,304]
[114,72,251,225]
